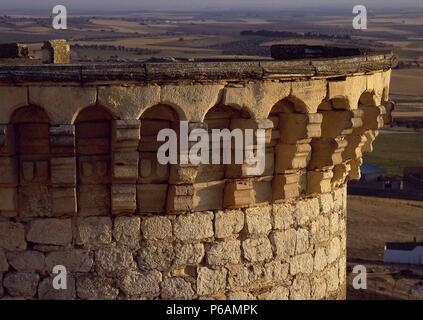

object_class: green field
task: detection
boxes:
[363,132,423,175]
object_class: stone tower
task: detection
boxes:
[0,46,395,299]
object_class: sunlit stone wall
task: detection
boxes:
[0,51,394,299]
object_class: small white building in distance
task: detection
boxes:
[384,241,423,265]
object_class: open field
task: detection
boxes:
[363,132,423,175]
[347,195,423,261]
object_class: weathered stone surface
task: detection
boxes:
[197,267,227,296]
[311,277,327,300]
[161,277,195,300]
[113,216,141,248]
[27,219,72,246]
[290,277,311,300]
[174,243,205,266]
[270,229,296,261]
[3,272,39,298]
[141,216,172,240]
[174,212,214,241]
[0,249,9,272]
[290,253,314,275]
[207,240,241,266]
[258,286,289,300]
[96,246,135,273]
[28,86,96,125]
[7,251,45,273]
[296,198,319,226]
[314,247,328,272]
[98,86,160,119]
[264,261,289,283]
[77,276,119,300]
[0,222,26,251]
[38,276,76,300]
[245,206,272,235]
[272,202,295,230]
[76,217,112,247]
[326,264,339,292]
[45,250,93,273]
[120,270,162,296]
[214,210,244,239]
[227,291,256,300]
[295,228,310,254]
[327,237,341,264]
[137,241,174,271]
[242,238,273,262]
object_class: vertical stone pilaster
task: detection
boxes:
[273,113,322,201]
[112,120,140,215]
[0,125,18,217]
[308,110,362,194]
[50,125,77,217]
[167,122,203,213]
[223,119,273,208]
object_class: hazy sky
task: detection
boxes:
[2,0,423,11]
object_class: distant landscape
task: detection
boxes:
[1,6,422,300]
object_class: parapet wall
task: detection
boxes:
[0,50,394,299]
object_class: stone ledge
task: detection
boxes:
[0,52,396,84]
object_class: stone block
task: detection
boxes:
[174,243,205,266]
[197,267,227,296]
[120,270,162,297]
[161,277,195,300]
[214,209,244,239]
[0,222,26,251]
[207,240,241,266]
[113,151,139,182]
[174,212,214,241]
[75,217,112,247]
[38,276,76,300]
[78,184,110,216]
[0,187,18,217]
[7,251,45,273]
[113,216,141,248]
[137,184,168,213]
[3,272,39,298]
[0,157,18,186]
[27,219,72,246]
[272,202,295,230]
[96,246,134,273]
[111,184,137,215]
[270,229,296,261]
[51,157,76,186]
[76,276,119,300]
[0,249,9,272]
[137,240,174,271]
[45,250,93,273]
[223,179,255,208]
[242,238,273,262]
[141,216,172,240]
[245,206,272,235]
[52,187,77,217]
[42,40,70,64]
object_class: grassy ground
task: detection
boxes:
[363,132,423,175]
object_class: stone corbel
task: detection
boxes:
[111,120,140,215]
[223,119,272,208]
[167,122,205,213]
[346,105,386,180]
[273,113,322,201]
[50,124,77,217]
[308,109,362,194]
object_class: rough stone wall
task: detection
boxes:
[0,187,346,300]
[0,62,392,299]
